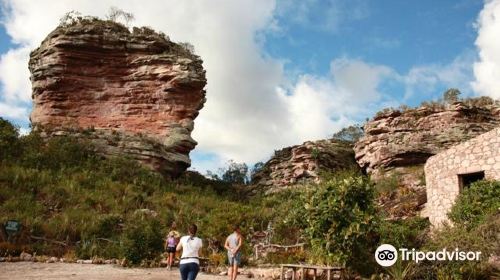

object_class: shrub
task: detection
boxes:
[331,125,364,142]
[120,215,164,264]
[261,250,308,265]
[377,217,429,249]
[414,214,499,280]
[374,171,400,195]
[293,172,378,274]
[443,88,461,104]
[448,180,500,227]
[76,238,121,260]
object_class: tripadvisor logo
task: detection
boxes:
[375,244,398,267]
[374,244,482,267]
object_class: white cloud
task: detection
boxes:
[0,0,389,169]
[0,47,31,102]
[472,0,500,99]
[0,0,491,172]
[403,52,475,100]
[0,101,28,119]
[280,58,395,143]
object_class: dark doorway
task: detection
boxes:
[458,171,485,189]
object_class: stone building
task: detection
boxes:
[424,127,500,227]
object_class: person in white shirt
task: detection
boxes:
[176,224,203,280]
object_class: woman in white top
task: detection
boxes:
[176,224,203,280]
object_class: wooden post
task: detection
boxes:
[292,268,295,280]
[301,267,305,280]
[327,269,331,280]
[281,265,284,280]
[312,269,316,280]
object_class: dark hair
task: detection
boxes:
[188,224,197,235]
[233,224,240,231]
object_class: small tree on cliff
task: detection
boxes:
[332,125,364,142]
[443,88,461,104]
[106,7,135,26]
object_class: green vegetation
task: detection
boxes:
[412,180,500,280]
[207,160,249,185]
[443,88,461,104]
[448,180,500,228]
[377,218,429,249]
[373,89,499,120]
[57,10,196,57]
[0,118,284,264]
[418,214,499,279]
[287,171,379,275]
[331,124,364,142]
[1,118,498,278]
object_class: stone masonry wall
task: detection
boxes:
[424,127,500,227]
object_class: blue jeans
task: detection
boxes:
[180,262,199,280]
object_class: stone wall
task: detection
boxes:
[424,127,500,227]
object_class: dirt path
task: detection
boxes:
[0,262,228,280]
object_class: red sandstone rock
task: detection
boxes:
[354,101,500,179]
[251,139,357,192]
[29,19,206,177]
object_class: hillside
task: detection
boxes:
[0,118,302,264]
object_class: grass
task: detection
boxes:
[0,125,295,262]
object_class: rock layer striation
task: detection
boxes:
[355,100,499,219]
[251,139,358,192]
[29,19,206,177]
[354,101,500,179]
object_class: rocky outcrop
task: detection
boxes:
[29,19,206,177]
[354,101,500,180]
[251,139,358,191]
[355,100,499,219]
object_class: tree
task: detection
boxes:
[332,125,364,142]
[219,160,249,185]
[179,42,195,54]
[59,10,82,26]
[205,170,220,181]
[250,161,265,177]
[0,118,20,162]
[443,88,461,104]
[106,7,135,26]
[293,172,378,273]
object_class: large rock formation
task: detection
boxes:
[354,100,500,219]
[251,139,358,192]
[354,98,500,219]
[29,19,206,177]
[354,100,500,180]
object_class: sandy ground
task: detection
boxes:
[0,262,229,280]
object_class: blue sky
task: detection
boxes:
[0,0,498,173]
[270,0,481,76]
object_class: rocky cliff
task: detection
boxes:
[251,139,358,191]
[354,100,500,180]
[354,99,500,219]
[29,19,206,177]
